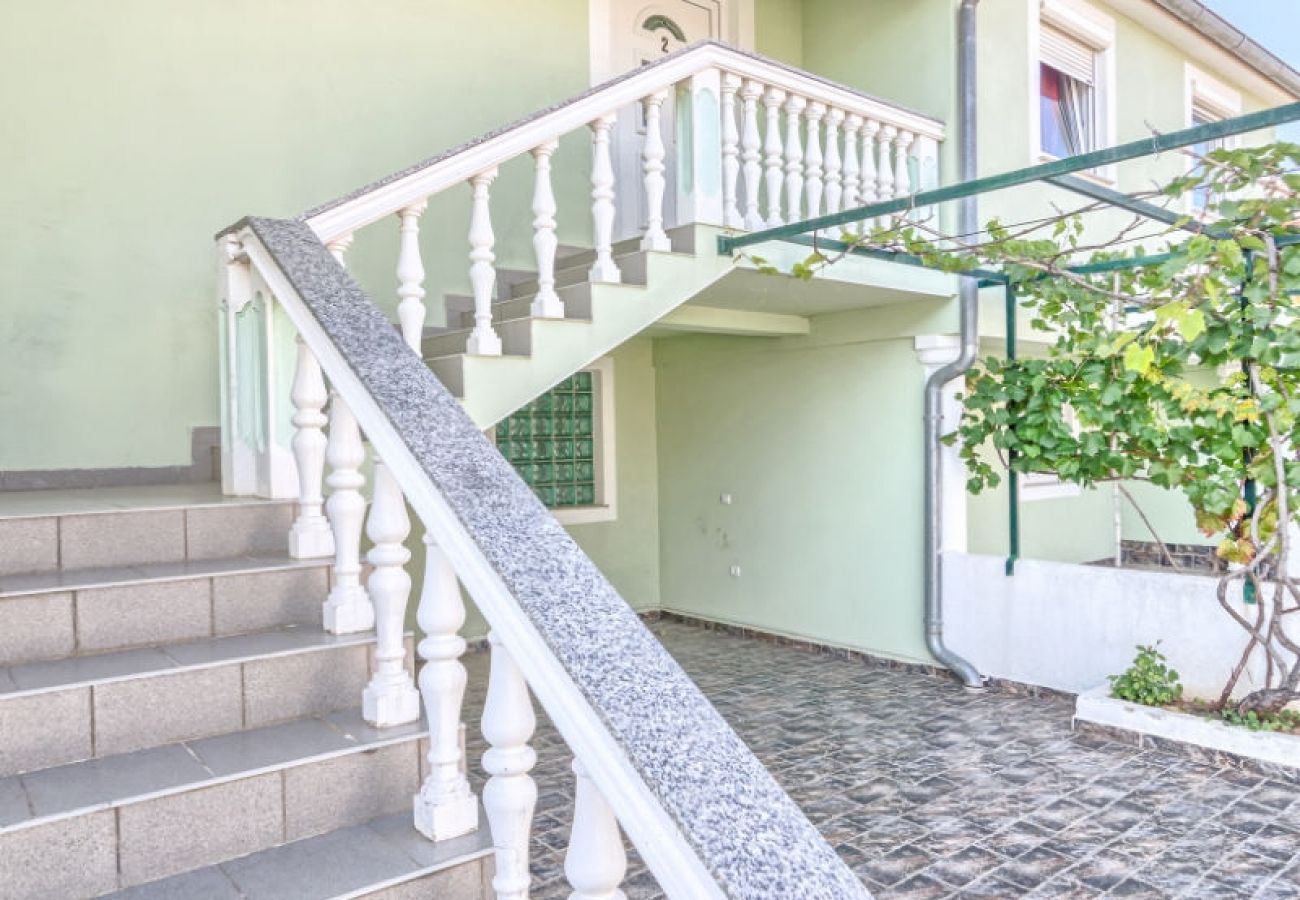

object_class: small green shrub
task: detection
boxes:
[1220,707,1300,733]
[1109,644,1183,707]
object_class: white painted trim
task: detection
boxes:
[589,0,754,84]
[305,42,945,243]
[554,356,618,526]
[1019,473,1082,500]
[239,229,725,898]
[1185,63,1243,121]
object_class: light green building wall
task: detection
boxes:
[0,0,596,472]
[654,298,955,664]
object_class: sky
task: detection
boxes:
[1200,0,1300,140]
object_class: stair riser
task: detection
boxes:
[0,738,426,899]
[0,639,413,775]
[0,565,330,666]
[509,250,649,300]
[0,502,295,577]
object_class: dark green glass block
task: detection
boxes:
[557,376,574,391]
[574,371,592,391]
[557,462,574,482]
[577,461,595,481]
[510,417,531,437]
[575,418,592,436]
[575,393,592,413]
[575,439,593,460]
[555,440,574,459]
[533,417,552,437]
[533,441,551,460]
[576,483,596,505]
[556,417,573,436]
[535,394,553,412]
[557,484,577,506]
[535,462,554,483]
[537,485,556,506]
[555,394,574,413]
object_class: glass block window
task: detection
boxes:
[496,370,600,508]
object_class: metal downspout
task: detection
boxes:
[923,0,985,689]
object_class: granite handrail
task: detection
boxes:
[228,214,870,899]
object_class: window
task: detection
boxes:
[494,359,617,524]
[1039,26,1098,157]
[1186,68,1242,214]
[1034,0,1114,172]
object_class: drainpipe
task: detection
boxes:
[923,0,985,689]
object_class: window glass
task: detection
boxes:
[496,371,599,508]
[1190,106,1225,212]
[1040,63,1095,157]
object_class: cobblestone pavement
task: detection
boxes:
[463,620,1300,899]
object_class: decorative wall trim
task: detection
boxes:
[0,427,221,492]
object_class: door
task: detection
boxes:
[601,2,726,240]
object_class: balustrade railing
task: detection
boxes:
[218,40,930,899]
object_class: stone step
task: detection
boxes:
[0,555,330,666]
[0,486,295,577]
[102,811,492,900]
[0,625,409,775]
[0,710,443,898]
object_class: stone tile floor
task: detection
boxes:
[465,620,1300,899]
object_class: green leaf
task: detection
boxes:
[1123,342,1155,375]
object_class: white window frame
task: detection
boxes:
[1184,64,1243,215]
[1030,0,1117,182]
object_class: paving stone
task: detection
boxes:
[94,663,243,756]
[0,516,58,577]
[212,565,326,635]
[0,808,117,898]
[0,590,74,664]
[0,686,92,775]
[118,772,284,886]
[60,509,185,569]
[76,577,211,652]
[185,504,293,560]
[283,741,420,840]
[243,643,370,726]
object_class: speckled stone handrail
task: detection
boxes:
[238,215,870,899]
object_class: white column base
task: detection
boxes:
[466,326,503,356]
[530,292,565,319]
[363,679,421,727]
[289,516,335,559]
[640,233,671,253]
[323,586,374,634]
[413,789,479,841]
[588,260,622,284]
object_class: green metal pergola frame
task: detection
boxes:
[717,101,1300,579]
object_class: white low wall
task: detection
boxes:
[944,552,1287,700]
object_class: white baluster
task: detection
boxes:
[860,120,881,232]
[362,463,420,726]
[841,114,863,212]
[413,536,479,841]
[824,108,844,215]
[466,169,503,356]
[322,393,373,634]
[739,79,764,231]
[640,90,671,252]
[877,124,897,202]
[564,758,628,900]
[395,200,428,352]
[762,87,786,227]
[588,114,622,283]
[894,129,915,200]
[783,95,806,223]
[720,73,742,229]
[530,140,564,319]
[803,102,825,219]
[482,632,538,900]
[319,235,372,635]
[288,337,333,559]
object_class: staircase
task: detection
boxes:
[0,487,492,898]
[1,41,950,899]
